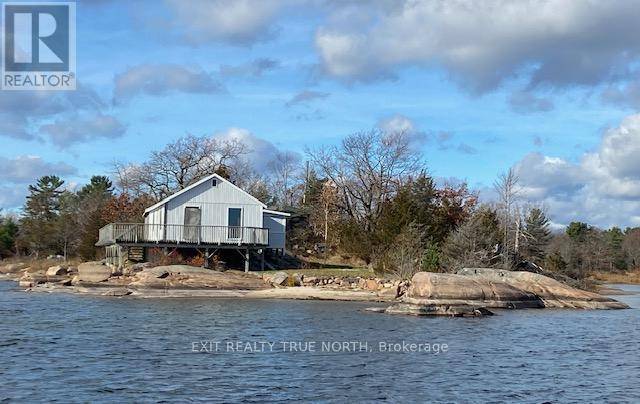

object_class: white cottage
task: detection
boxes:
[97,173,289,270]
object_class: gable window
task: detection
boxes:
[212,178,218,187]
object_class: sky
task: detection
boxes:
[2,0,640,229]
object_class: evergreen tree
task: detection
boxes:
[78,175,113,198]
[566,221,590,242]
[18,176,65,256]
[522,208,552,265]
[0,211,18,257]
[604,227,627,270]
[375,175,438,249]
[76,176,114,259]
[302,169,324,209]
[57,191,80,260]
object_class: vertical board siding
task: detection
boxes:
[144,205,165,241]
[164,178,263,234]
[264,214,286,249]
[131,176,285,247]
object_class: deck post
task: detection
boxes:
[244,248,250,272]
[204,248,209,268]
[260,249,265,271]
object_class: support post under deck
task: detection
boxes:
[244,248,250,272]
[260,249,265,271]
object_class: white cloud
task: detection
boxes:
[39,113,127,149]
[601,79,640,109]
[219,58,280,77]
[214,127,300,172]
[508,91,554,114]
[0,186,30,211]
[377,115,478,154]
[164,0,291,45]
[0,85,105,141]
[315,1,640,93]
[285,90,329,107]
[0,155,77,184]
[513,113,640,228]
[114,64,223,102]
[378,114,417,135]
[457,143,478,155]
[0,156,77,210]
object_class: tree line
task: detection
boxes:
[1,129,638,281]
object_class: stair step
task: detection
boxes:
[127,247,144,262]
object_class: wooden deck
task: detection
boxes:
[96,223,269,247]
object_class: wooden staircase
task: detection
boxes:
[127,246,145,262]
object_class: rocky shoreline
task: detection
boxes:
[383,269,629,316]
[0,261,630,316]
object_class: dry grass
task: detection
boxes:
[589,269,640,284]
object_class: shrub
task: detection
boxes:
[375,224,427,280]
[186,254,205,267]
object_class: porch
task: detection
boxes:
[96,223,270,247]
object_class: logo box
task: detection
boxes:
[2,1,76,90]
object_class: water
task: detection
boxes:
[1,281,639,403]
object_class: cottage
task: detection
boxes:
[96,173,289,271]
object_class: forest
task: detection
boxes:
[1,130,638,283]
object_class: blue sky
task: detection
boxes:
[2,0,640,228]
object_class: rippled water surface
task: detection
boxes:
[1,281,639,403]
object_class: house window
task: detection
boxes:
[228,208,242,239]
[212,178,218,187]
[228,208,242,227]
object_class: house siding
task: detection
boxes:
[164,179,263,228]
[144,205,165,241]
[138,175,284,246]
[263,213,286,249]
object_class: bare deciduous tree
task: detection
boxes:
[308,129,423,232]
[623,228,640,268]
[267,150,302,208]
[493,168,520,268]
[113,134,247,199]
[230,159,274,204]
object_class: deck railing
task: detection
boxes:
[97,223,269,246]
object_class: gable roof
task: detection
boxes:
[143,173,267,215]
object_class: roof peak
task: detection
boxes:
[143,173,267,215]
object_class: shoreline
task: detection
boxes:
[596,284,640,295]
[1,263,631,315]
[589,270,640,286]
[16,282,394,302]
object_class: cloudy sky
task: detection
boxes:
[2,0,640,228]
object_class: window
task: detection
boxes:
[212,178,218,187]
[228,208,242,227]
[228,208,242,239]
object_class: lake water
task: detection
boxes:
[1,281,639,403]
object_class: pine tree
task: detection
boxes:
[18,176,65,256]
[57,191,80,260]
[0,211,18,257]
[78,175,113,198]
[522,208,552,265]
[76,176,114,259]
[604,227,627,271]
[566,221,590,242]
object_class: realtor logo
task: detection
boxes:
[2,2,76,90]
